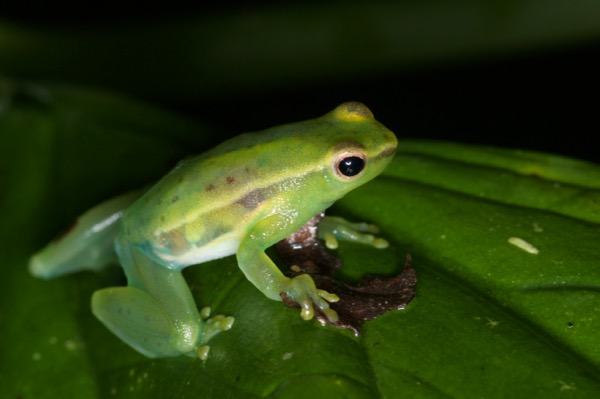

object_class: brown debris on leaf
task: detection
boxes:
[276,213,417,335]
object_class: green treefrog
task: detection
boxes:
[29,102,398,359]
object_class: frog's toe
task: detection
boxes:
[372,237,389,249]
[203,314,235,341]
[321,308,339,323]
[317,288,340,303]
[304,298,339,323]
[299,301,315,321]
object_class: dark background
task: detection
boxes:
[1,2,598,162]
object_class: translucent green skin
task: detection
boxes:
[29,102,397,358]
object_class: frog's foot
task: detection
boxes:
[195,307,235,360]
[92,288,234,358]
[199,306,235,342]
[280,274,340,323]
[318,216,389,250]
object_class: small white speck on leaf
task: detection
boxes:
[64,339,83,351]
[558,380,576,391]
[486,318,501,328]
[508,237,539,254]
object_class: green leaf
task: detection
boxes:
[1,83,599,398]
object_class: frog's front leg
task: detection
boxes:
[91,238,233,358]
[237,215,339,323]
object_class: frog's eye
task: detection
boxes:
[335,153,366,179]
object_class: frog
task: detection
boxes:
[29,102,398,359]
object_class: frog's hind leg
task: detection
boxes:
[91,285,178,357]
[91,239,234,358]
[29,191,142,279]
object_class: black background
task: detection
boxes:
[1,2,598,162]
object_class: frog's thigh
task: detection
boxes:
[92,286,180,358]
[117,241,200,322]
[93,240,204,357]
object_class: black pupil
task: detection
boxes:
[338,156,365,177]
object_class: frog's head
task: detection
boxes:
[311,102,397,200]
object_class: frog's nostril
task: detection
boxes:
[377,146,397,160]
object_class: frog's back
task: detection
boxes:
[121,129,318,246]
